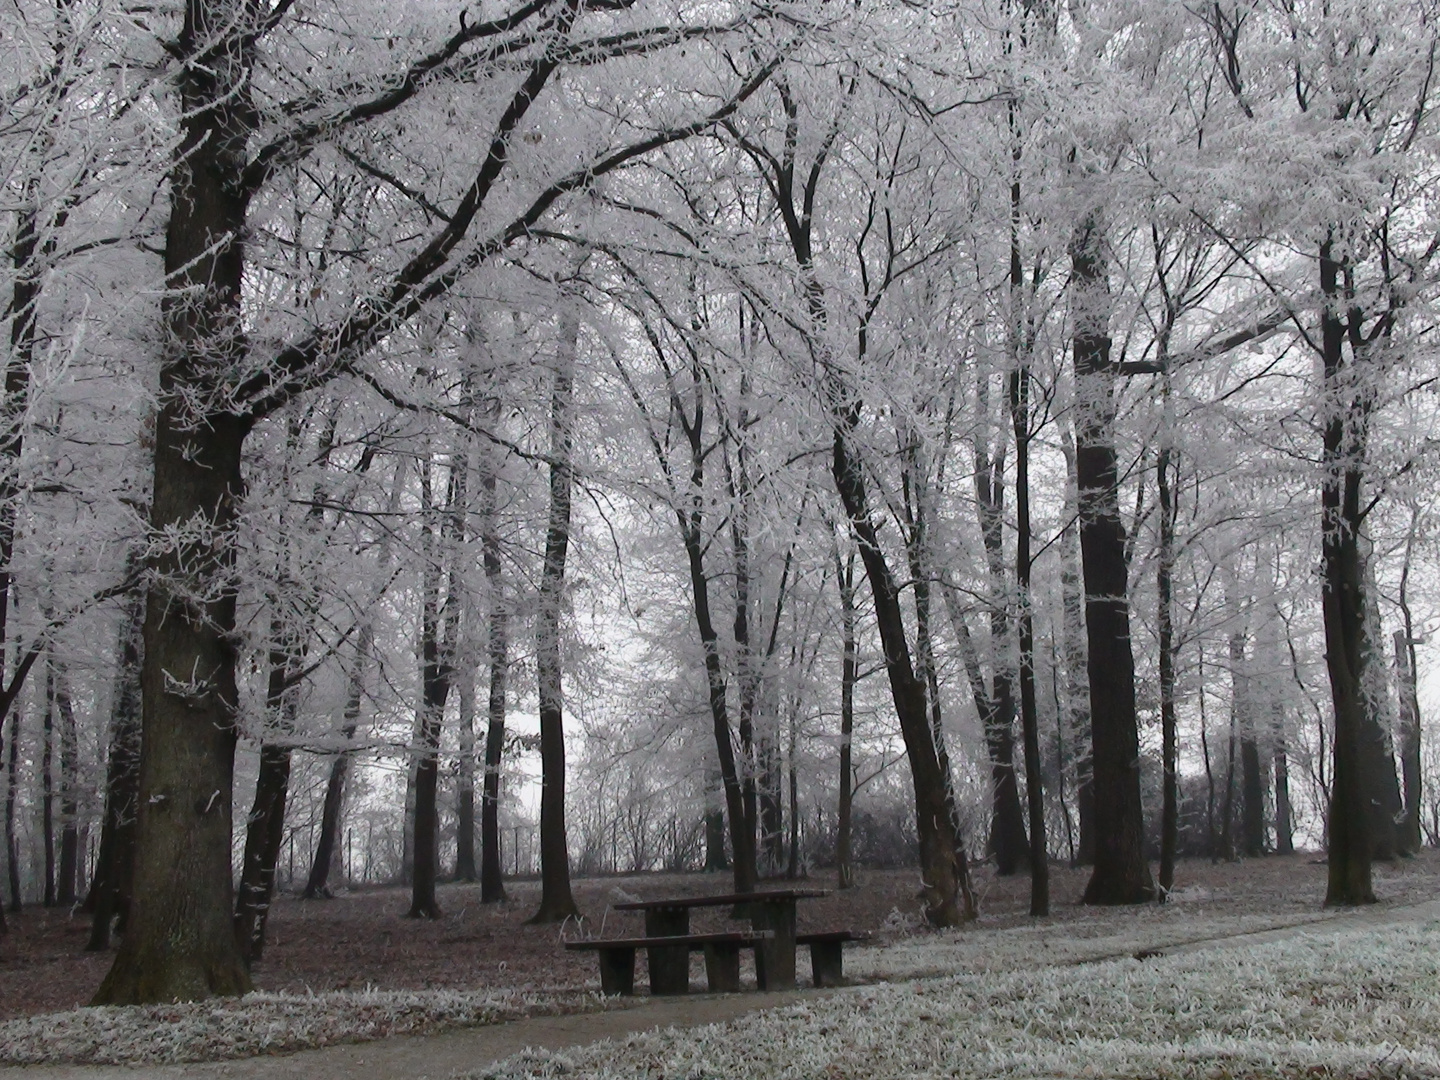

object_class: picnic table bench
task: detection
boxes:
[565,929,773,994]
[613,888,828,992]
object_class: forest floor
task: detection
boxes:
[2,851,1439,1074]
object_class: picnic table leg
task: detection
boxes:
[597,946,637,995]
[644,907,690,994]
[809,940,845,987]
[702,942,742,992]
[750,900,797,991]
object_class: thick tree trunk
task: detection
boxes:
[1319,237,1375,907]
[94,0,258,1003]
[1241,736,1266,858]
[529,311,580,924]
[1071,218,1153,905]
[93,411,253,1002]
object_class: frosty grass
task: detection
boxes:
[472,922,1440,1080]
[0,987,611,1066]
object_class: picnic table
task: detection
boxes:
[613,887,829,992]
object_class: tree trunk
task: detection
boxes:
[1058,433,1095,867]
[410,451,458,920]
[479,405,510,903]
[1361,566,1403,861]
[1274,732,1295,855]
[87,586,143,949]
[4,701,19,912]
[454,654,477,882]
[93,409,254,1002]
[830,412,975,926]
[1010,363,1048,915]
[1319,237,1375,907]
[529,310,580,924]
[55,665,80,906]
[308,457,402,900]
[973,439,1030,876]
[1395,629,1422,855]
[1071,217,1153,905]
[1157,436,1179,895]
[43,663,56,907]
[303,626,370,900]
[1241,735,1266,858]
[93,0,259,1003]
[836,549,857,890]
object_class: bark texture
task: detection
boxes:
[1071,218,1153,905]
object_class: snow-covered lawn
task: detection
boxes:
[473,921,1440,1080]
[0,987,612,1066]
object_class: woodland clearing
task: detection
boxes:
[2,852,1439,1069]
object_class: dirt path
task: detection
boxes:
[6,896,1439,1080]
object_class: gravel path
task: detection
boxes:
[6,897,1438,1080]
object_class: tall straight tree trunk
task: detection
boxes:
[55,665,80,905]
[6,684,23,912]
[479,430,510,903]
[87,585,143,949]
[1157,421,1179,895]
[455,659,478,882]
[304,623,372,899]
[234,629,299,962]
[1010,357,1048,915]
[1273,721,1295,854]
[1006,118,1046,910]
[307,455,400,900]
[1395,628,1422,855]
[1360,568,1403,862]
[1319,236,1375,907]
[1058,433,1095,866]
[835,549,857,890]
[43,662,56,906]
[1241,737,1266,858]
[411,449,462,920]
[529,309,580,924]
[1396,506,1423,856]
[973,439,1029,876]
[93,0,260,1003]
[1071,216,1153,905]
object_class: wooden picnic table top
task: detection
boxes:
[612,888,830,911]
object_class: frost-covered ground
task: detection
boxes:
[848,887,1337,982]
[472,921,1440,1080]
[0,987,612,1066]
[3,856,1438,1069]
